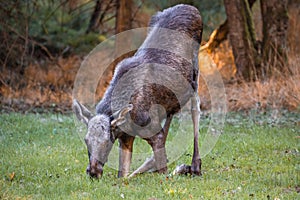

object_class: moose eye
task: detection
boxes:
[100,125,105,131]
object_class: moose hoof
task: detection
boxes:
[157,167,168,174]
[172,164,202,176]
[172,164,191,175]
[191,168,202,176]
[191,170,202,176]
[191,159,202,176]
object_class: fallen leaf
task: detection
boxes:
[9,172,15,181]
[165,188,175,195]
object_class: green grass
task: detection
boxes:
[0,112,299,199]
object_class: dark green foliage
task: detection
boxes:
[146,0,226,40]
[0,0,105,69]
[0,0,226,69]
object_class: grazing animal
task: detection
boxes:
[73,4,203,178]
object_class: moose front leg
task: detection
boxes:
[118,135,135,178]
[173,93,201,176]
[191,93,201,175]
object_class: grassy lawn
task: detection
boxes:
[0,112,299,199]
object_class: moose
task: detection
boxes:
[73,4,203,178]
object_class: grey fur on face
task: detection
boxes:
[85,114,112,165]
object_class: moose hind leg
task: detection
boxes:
[149,131,168,173]
[129,115,173,177]
[128,156,155,178]
[191,93,201,175]
[148,114,173,173]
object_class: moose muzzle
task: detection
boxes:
[86,158,103,178]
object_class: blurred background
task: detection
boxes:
[0,0,299,113]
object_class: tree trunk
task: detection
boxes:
[114,0,133,64]
[224,0,259,80]
[260,0,289,75]
[115,0,132,34]
[202,0,256,53]
[111,0,134,71]
[115,0,133,51]
[86,0,102,34]
[200,20,228,53]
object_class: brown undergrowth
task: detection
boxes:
[0,56,81,113]
[1,45,298,113]
[198,5,300,112]
[198,40,300,112]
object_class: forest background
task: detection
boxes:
[0,0,299,113]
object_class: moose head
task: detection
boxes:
[72,99,132,178]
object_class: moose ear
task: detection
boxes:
[111,104,133,128]
[72,99,93,125]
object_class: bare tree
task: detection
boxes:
[224,0,258,80]
[114,0,134,67]
[201,0,256,53]
[115,0,133,34]
[86,0,102,33]
[223,0,289,80]
[260,0,289,75]
[86,0,116,34]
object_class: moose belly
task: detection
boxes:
[130,83,193,128]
